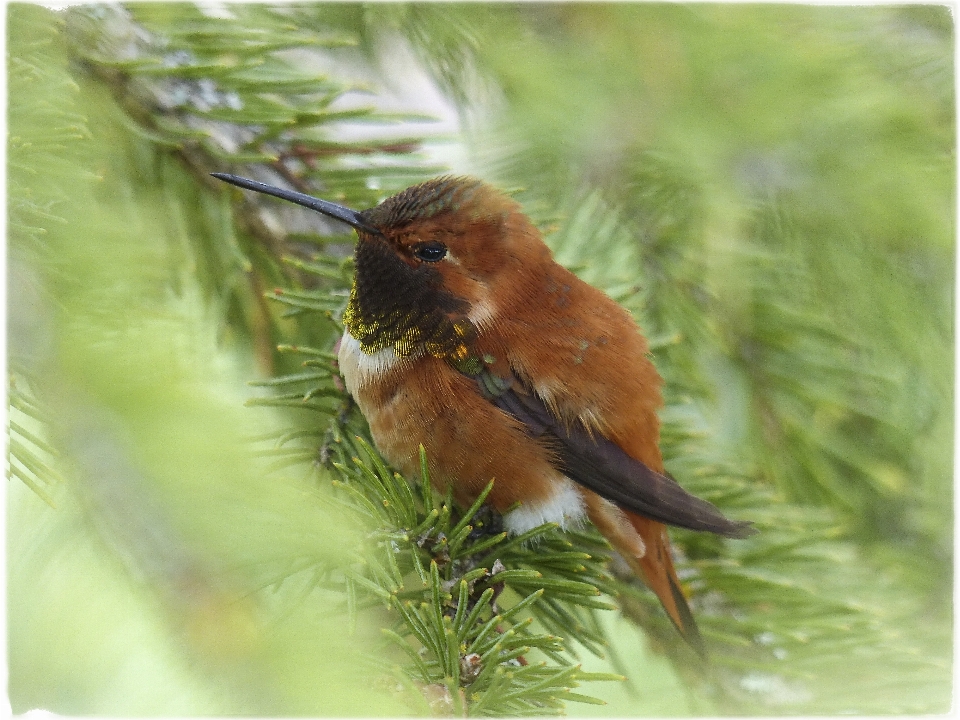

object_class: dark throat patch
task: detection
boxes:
[343,235,476,361]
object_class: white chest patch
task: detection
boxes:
[502,477,586,536]
[338,331,403,394]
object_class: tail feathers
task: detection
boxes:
[581,493,706,655]
[632,515,706,657]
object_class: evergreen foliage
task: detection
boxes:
[8,2,952,716]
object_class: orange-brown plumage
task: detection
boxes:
[213,172,752,654]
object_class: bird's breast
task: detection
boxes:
[336,330,588,530]
[337,330,406,397]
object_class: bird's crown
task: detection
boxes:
[360,176,486,229]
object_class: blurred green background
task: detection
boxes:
[7,2,953,715]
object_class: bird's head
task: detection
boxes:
[213,173,550,362]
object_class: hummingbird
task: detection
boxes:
[213,172,753,653]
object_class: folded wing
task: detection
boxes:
[484,371,754,538]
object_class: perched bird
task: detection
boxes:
[213,172,753,653]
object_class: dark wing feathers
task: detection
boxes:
[483,371,754,538]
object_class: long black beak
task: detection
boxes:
[211,173,381,235]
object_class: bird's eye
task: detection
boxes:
[413,241,447,263]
